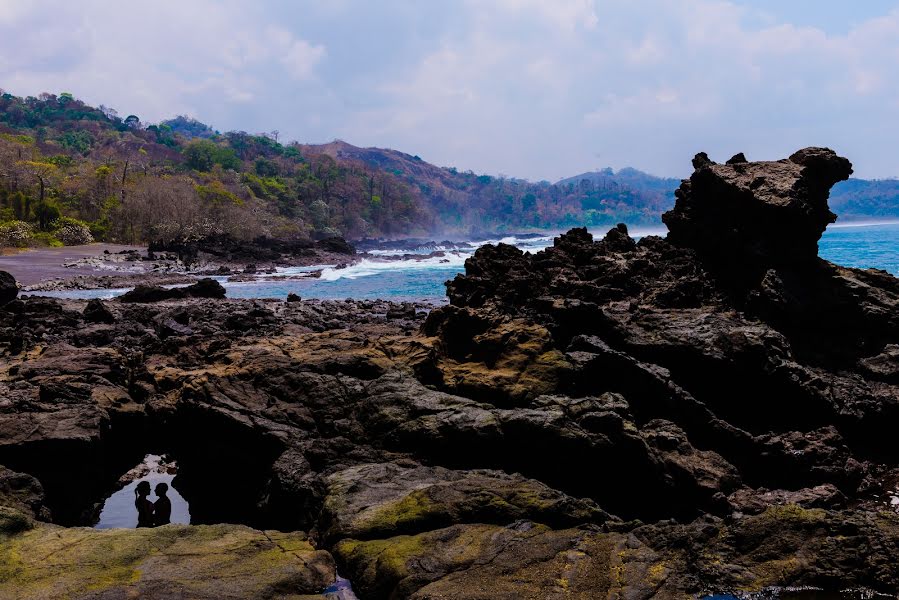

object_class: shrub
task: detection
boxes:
[53,217,94,245]
[30,231,63,247]
[0,221,32,247]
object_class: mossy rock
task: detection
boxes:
[321,462,612,543]
[0,506,32,536]
[0,522,335,599]
[334,522,675,600]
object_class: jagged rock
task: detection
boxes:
[316,236,356,254]
[663,147,853,268]
[728,484,847,515]
[286,292,302,302]
[0,271,18,305]
[386,303,417,320]
[155,317,193,338]
[600,222,637,253]
[82,298,115,323]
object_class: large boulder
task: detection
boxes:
[82,298,115,323]
[316,236,356,255]
[662,147,853,268]
[0,271,18,305]
[119,278,226,303]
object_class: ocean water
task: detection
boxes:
[27,222,899,302]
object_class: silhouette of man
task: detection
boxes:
[134,481,154,528]
[153,482,172,526]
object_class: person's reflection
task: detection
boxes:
[153,482,172,526]
[134,481,154,528]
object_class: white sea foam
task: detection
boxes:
[319,253,468,281]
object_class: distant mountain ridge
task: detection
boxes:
[300,140,677,234]
[0,90,895,247]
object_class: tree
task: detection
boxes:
[183,139,241,172]
[33,199,60,230]
[7,191,30,220]
[124,114,141,129]
[254,157,279,177]
[18,160,59,203]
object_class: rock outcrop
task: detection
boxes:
[0,271,17,305]
[664,147,853,268]
[118,277,226,303]
[3,148,899,598]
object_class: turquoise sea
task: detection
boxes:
[30,222,899,302]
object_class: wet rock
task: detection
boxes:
[286,292,302,302]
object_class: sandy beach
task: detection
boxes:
[0,244,145,286]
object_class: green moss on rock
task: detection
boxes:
[0,522,335,600]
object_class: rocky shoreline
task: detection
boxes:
[13,234,360,293]
[3,148,899,598]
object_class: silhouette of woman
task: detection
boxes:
[135,481,154,528]
[153,482,172,526]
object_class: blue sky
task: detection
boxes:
[1,1,898,181]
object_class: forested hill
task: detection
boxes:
[0,91,894,248]
[300,140,677,234]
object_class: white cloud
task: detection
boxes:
[1,1,898,180]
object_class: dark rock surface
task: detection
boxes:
[149,233,356,267]
[0,271,17,305]
[82,298,115,324]
[118,277,226,303]
[3,148,899,598]
[664,147,853,268]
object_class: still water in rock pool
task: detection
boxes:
[94,454,189,529]
[28,222,899,302]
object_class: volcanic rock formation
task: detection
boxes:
[3,148,899,598]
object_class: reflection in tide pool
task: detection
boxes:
[95,454,190,529]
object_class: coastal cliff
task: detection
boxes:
[2,148,899,598]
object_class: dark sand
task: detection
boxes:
[0,244,144,286]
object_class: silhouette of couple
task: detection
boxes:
[134,481,172,527]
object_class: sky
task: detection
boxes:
[1,0,899,181]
